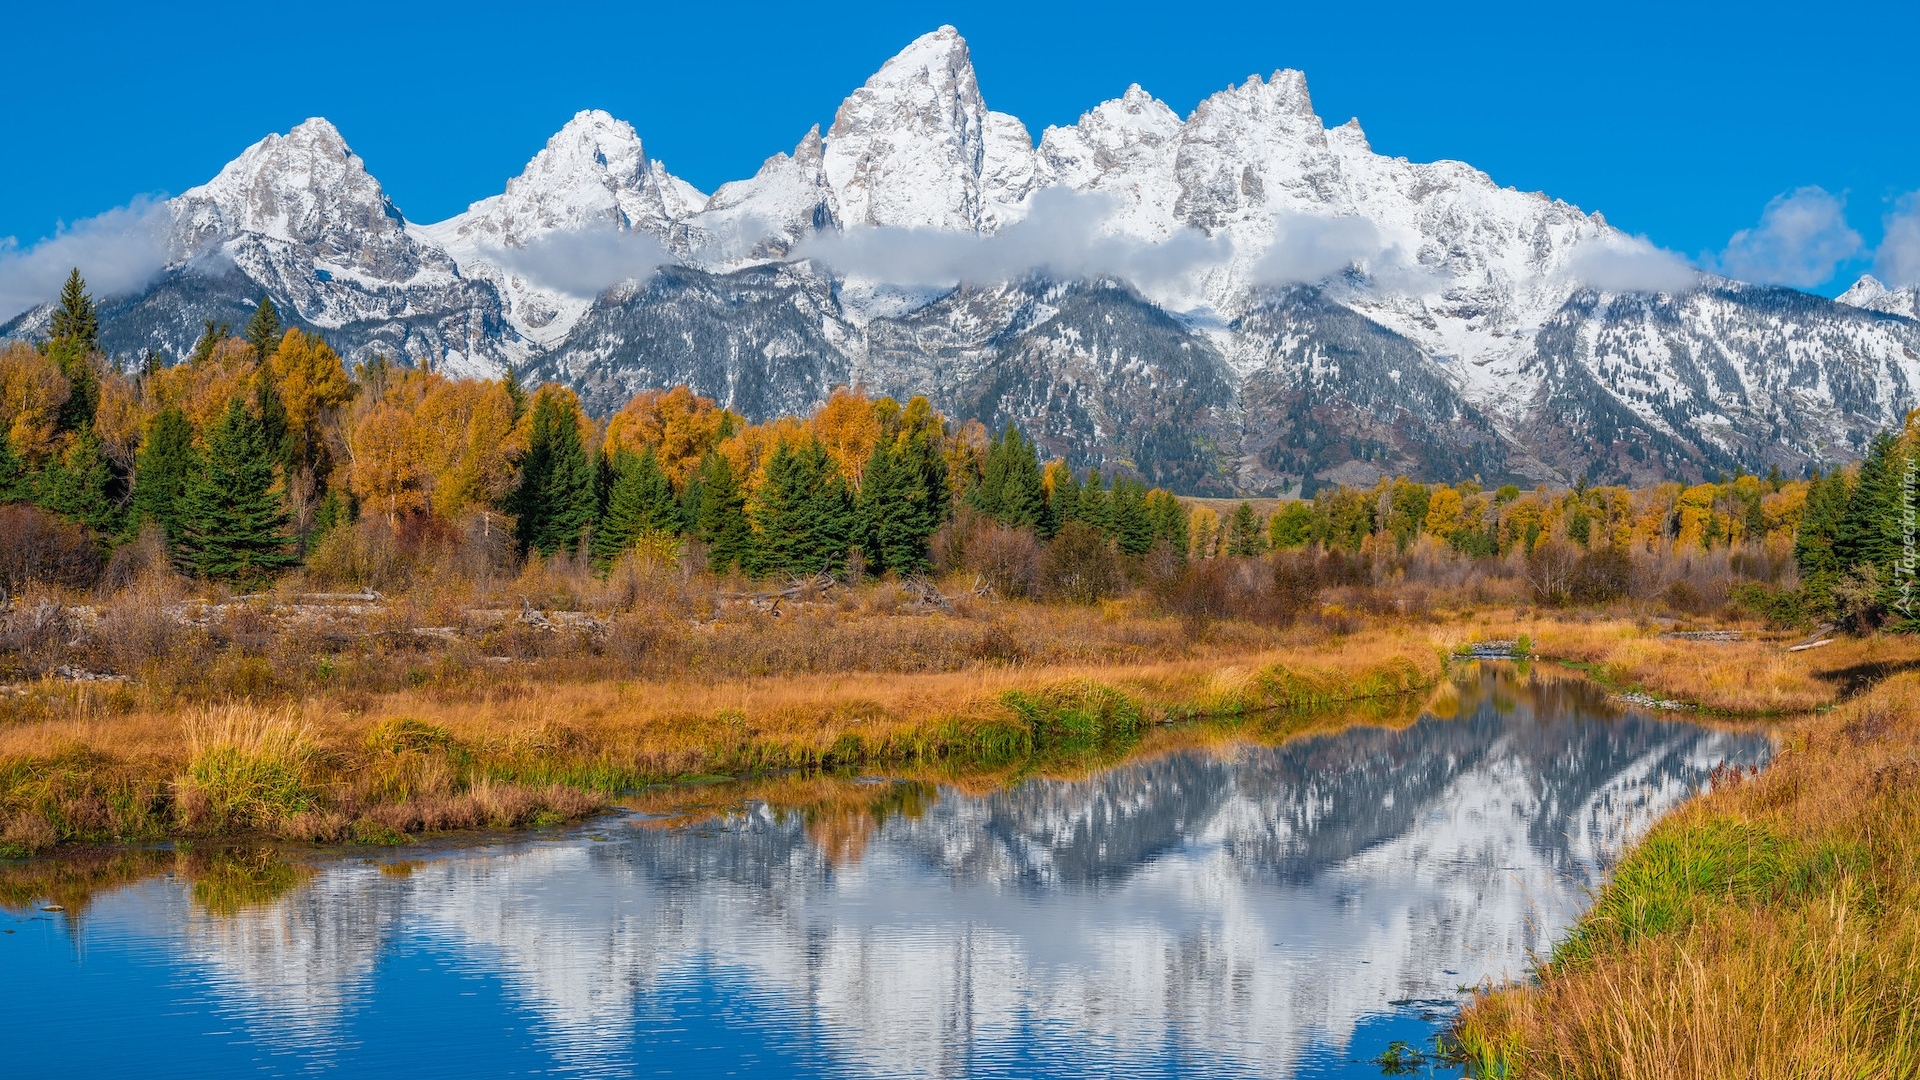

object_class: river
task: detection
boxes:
[2,664,1771,1078]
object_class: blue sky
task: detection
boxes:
[4,0,1915,298]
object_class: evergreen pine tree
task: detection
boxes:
[1046,464,1081,537]
[33,430,119,536]
[859,438,935,575]
[0,427,28,504]
[49,269,99,346]
[1795,467,1853,613]
[968,423,1044,529]
[131,407,199,548]
[254,370,294,474]
[502,367,528,424]
[1226,501,1267,557]
[751,439,853,577]
[47,270,100,435]
[508,392,596,556]
[189,319,230,365]
[1078,469,1114,534]
[1110,476,1154,556]
[592,447,682,567]
[174,399,297,584]
[1145,489,1189,559]
[244,296,282,362]
[693,452,754,574]
[1836,433,1900,575]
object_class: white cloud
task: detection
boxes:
[794,187,1231,290]
[1874,191,1920,288]
[0,197,173,323]
[485,227,675,299]
[1562,233,1698,294]
[1711,187,1862,288]
[1250,212,1391,286]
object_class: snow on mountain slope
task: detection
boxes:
[1840,275,1920,321]
[415,110,707,347]
[164,117,518,376]
[18,24,1920,490]
[817,26,1042,232]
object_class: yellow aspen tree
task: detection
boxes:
[267,329,354,463]
[0,341,71,462]
[809,386,880,486]
[90,370,145,474]
[1422,486,1464,538]
[603,385,733,489]
[348,403,428,524]
[147,338,257,437]
[416,378,519,525]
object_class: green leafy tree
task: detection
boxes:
[508,392,597,557]
[693,452,754,574]
[593,447,682,567]
[1269,501,1313,549]
[244,295,281,362]
[968,422,1045,529]
[751,439,854,578]
[174,398,297,584]
[131,407,199,548]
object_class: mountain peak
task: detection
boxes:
[1838,274,1918,319]
[824,25,994,230]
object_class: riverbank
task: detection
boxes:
[1452,659,1920,1076]
[4,599,1916,860]
[0,619,1442,856]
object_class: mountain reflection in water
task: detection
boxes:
[5,665,1771,1079]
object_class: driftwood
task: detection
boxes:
[1786,622,1838,652]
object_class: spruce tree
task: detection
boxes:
[1836,433,1900,575]
[1226,501,1267,557]
[1078,469,1114,535]
[1046,465,1081,536]
[131,407,199,548]
[244,296,281,362]
[508,392,596,557]
[592,447,681,567]
[1795,467,1853,613]
[34,430,119,536]
[693,452,754,574]
[47,269,100,435]
[859,438,935,575]
[189,319,230,365]
[1111,476,1154,556]
[968,423,1045,529]
[49,269,99,346]
[1145,489,1189,559]
[174,398,297,584]
[751,439,853,578]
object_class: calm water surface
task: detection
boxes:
[4,666,1770,1078]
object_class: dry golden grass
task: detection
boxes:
[1453,671,1920,1078]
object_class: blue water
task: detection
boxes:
[2,667,1770,1078]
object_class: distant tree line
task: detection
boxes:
[0,271,1202,591]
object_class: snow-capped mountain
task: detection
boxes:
[1840,275,1920,320]
[9,25,1919,491]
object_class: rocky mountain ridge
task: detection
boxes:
[7,25,1917,492]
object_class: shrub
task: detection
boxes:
[0,504,100,598]
[1043,521,1123,604]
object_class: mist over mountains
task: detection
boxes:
[6,26,1918,494]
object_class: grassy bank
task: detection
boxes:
[1452,667,1920,1077]
[0,623,1442,856]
